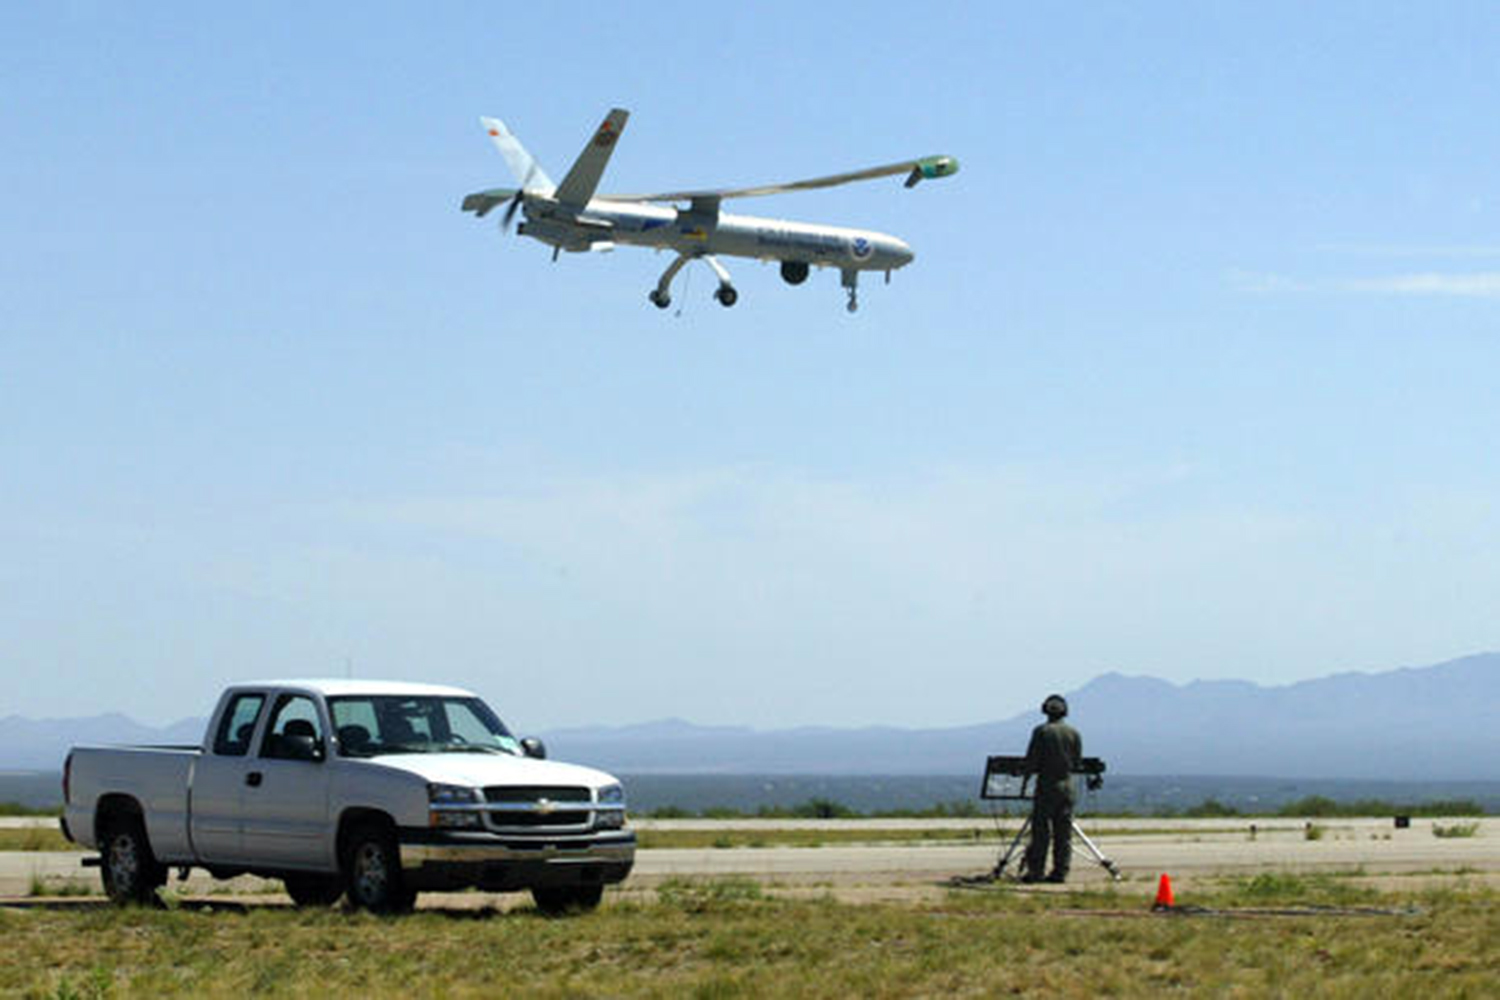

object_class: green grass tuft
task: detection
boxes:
[0,827,75,852]
[1431,821,1480,839]
[28,875,95,898]
[657,877,766,912]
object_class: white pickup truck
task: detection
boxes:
[62,680,634,912]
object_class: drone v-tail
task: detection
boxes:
[462,108,958,313]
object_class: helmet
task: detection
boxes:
[1042,694,1069,719]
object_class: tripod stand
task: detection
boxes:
[988,808,1121,881]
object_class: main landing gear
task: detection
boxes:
[646,256,868,313]
[649,252,738,310]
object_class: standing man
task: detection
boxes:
[1023,694,1081,883]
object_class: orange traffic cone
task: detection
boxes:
[1153,873,1175,910]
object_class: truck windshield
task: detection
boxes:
[327,696,522,758]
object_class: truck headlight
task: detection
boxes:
[595,784,626,830]
[429,783,483,829]
[429,783,481,805]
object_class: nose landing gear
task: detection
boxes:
[841,268,860,313]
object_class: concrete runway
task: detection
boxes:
[5,816,1495,900]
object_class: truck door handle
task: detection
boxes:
[246,772,263,788]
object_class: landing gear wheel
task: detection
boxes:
[344,824,415,914]
[715,285,738,308]
[532,884,604,916]
[648,290,671,309]
[841,269,860,313]
[284,874,345,908]
[100,815,166,906]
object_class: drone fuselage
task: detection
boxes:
[518,197,914,274]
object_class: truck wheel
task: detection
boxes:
[532,884,603,916]
[100,815,166,906]
[284,874,345,908]
[344,824,414,914]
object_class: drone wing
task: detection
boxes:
[607,154,959,204]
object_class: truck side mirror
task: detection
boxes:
[282,733,325,762]
[520,737,547,760]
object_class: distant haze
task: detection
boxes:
[7,652,1496,781]
[543,652,1500,781]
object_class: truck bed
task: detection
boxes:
[65,744,201,860]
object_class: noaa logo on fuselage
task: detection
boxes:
[850,237,874,261]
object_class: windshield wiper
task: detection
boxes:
[372,742,437,755]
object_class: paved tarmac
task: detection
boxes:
[5,816,1494,900]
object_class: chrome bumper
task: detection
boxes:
[398,832,636,871]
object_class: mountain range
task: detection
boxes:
[3,653,1497,780]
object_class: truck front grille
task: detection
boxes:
[483,786,591,804]
[483,785,592,830]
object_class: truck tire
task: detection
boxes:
[100,814,166,906]
[532,884,604,916]
[343,824,415,914]
[283,874,345,908]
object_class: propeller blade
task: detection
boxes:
[501,189,524,229]
[501,164,540,233]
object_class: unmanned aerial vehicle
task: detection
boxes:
[462,108,958,312]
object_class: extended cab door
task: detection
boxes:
[189,691,267,864]
[240,693,334,870]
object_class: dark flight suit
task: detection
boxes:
[1024,718,1082,881]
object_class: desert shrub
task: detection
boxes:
[1278,796,1340,817]
[1432,821,1480,839]
[656,877,765,913]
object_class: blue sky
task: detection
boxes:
[4,3,1498,729]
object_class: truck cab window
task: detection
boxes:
[327,696,519,756]
[213,694,266,757]
[448,701,500,744]
[261,695,325,762]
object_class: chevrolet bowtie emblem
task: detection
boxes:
[535,798,556,815]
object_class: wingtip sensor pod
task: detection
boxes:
[904,155,960,188]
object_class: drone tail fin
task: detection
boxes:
[479,117,556,195]
[553,108,629,208]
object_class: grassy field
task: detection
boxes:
[632,824,1261,850]
[0,825,997,854]
[636,826,998,849]
[2,877,1495,998]
[0,823,1275,854]
[0,827,73,852]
